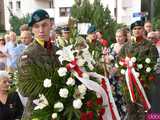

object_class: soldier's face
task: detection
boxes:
[32,19,52,41]
[132,26,144,37]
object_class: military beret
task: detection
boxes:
[130,20,144,30]
[28,9,50,27]
[62,26,70,33]
[87,25,96,34]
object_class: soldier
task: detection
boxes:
[17,9,59,120]
[57,26,70,47]
[119,20,159,120]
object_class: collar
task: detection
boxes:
[35,38,45,47]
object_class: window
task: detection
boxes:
[9,1,13,9]
[16,1,21,9]
[49,0,54,8]
[59,7,70,17]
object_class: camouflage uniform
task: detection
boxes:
[119,39,159,120]
[17,40,59,120]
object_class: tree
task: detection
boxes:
[153,0,160,18]
[9,14,30,35]
[71,0,123,43]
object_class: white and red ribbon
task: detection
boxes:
[66,59,120,120]
[121,58,151,110]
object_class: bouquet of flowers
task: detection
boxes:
[31,45,120,120]
[116,56,156,110]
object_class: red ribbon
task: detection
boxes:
[127,67,148,110]
[101,79,116,120]
[66,59,83,77]
[120,58,150,110]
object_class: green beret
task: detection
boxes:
[130,20,144,30]
[87,25,96,34]
[28,9,50,27]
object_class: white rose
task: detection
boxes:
[66,77,75,86]
[73,99,83,109]
[131,57,136,63]
[145,58,151,64]
[78,84,87,94]
[58,67,67,77]
[43,78,52,88]
[120,69,126,75]
[59,88,69,98]
[146,67,151,73]
[115,63,119,68]
[52,113,57,119]
[82,72,89,79]
[138,64,143,69]
[54,102,64,112]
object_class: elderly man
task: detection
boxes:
[119,20,159,120]
[17,9,59,120]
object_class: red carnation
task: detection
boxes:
[96,97,103,105]
[148,75,156,81]
[99,108,105,115]
[98,115,103,120]
[87,111,94,120]
[100,39,108,47]
[86,100,93,108]
[80,112,87,120]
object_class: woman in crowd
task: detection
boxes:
[0,37,7,70]
[104,28,129,119]
[0,70,23,120]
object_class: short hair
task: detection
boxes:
[20,24,29,32]
[0,71,10,79]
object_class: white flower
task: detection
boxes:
[115,63,119,68]
[52,113,57,119]
[59,88,69,98]
[146,67,151,73]
[33,94,48,110]
[73,99,83,109]
[120,69,126,75]
[131,57,136,63]
[82,72,89,79]
[138,64,143,69]
[56,45,77,64]
[78,84,87,94]
[58,67,67,77]
[43,78,52,88]
[54,102,64,112]
[119,61,124,66]
[66,77,75,86]
[145,58,151,64]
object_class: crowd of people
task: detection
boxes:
[0,9,160,120]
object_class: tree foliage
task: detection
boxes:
[71,0,124,43]
[9,14,30,35]
[153,0,160,18]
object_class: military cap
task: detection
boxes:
[62,26,70,33]
[28,9,50,27]
[130,20,144,30]
[87,25,96,34]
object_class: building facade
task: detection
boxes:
[0,0,5,29]
[3,0,141,31]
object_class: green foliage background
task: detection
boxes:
[9,14,30,35]
[71,0,124,44]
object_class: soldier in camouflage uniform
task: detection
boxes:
[118,21,159,120]
[17,9,59,120]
